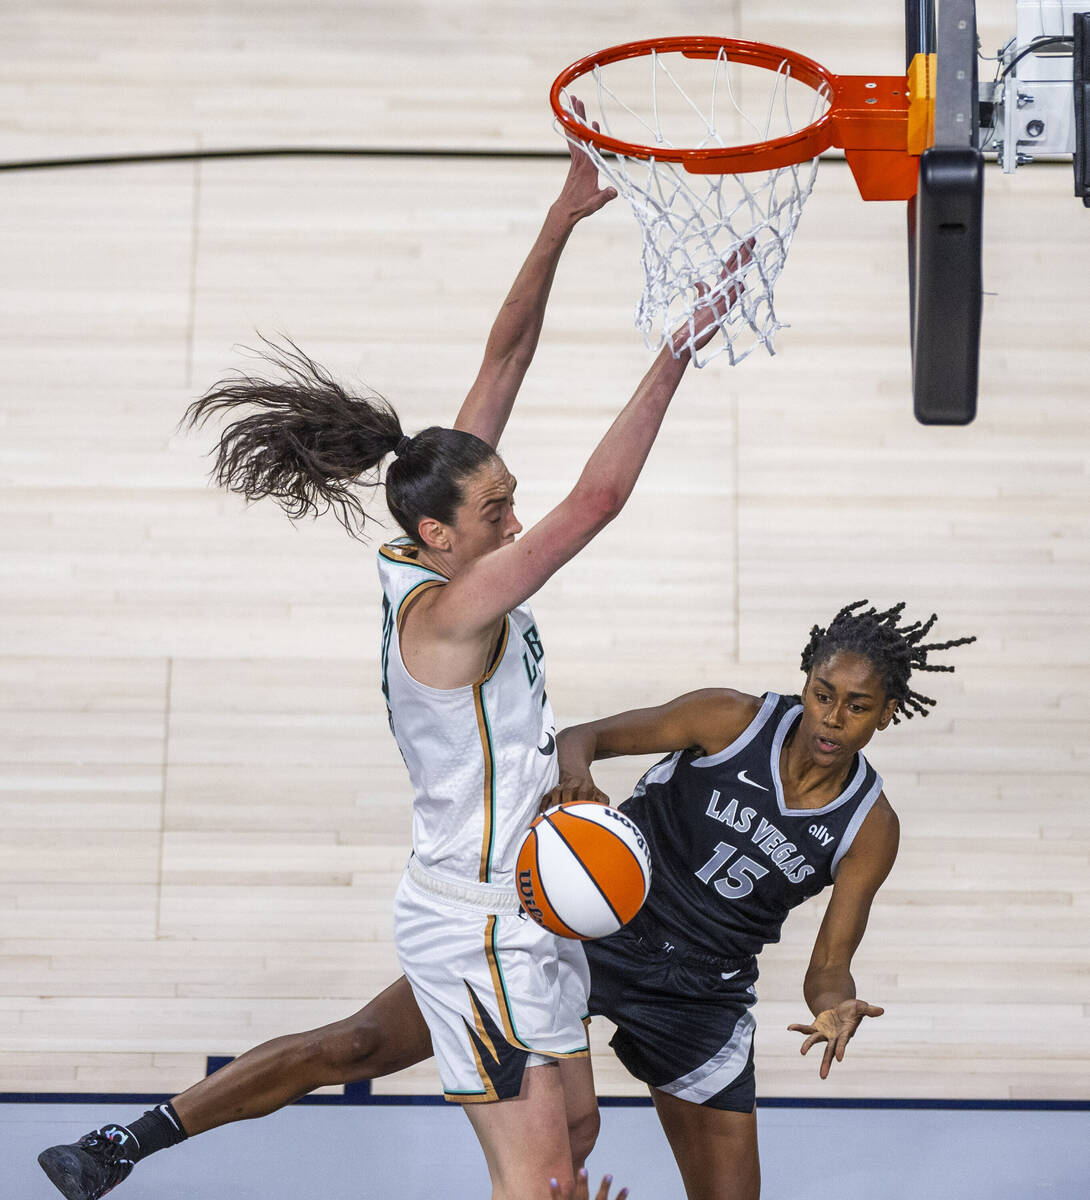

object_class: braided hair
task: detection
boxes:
[184,339,495,541]
[799,600,976,723]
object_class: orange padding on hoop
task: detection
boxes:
[907,53,937,155]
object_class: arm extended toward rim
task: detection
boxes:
[435,245,752,643]
[453,99,616,449]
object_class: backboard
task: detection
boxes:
[908,0,1090,424]
[905,0,984,425]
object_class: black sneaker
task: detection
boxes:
[38,1126,138,1200]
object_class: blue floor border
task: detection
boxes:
[1,1055,1087,1111]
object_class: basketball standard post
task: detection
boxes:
[1075,12,1090,205]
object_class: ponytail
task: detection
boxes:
[187,339,496,541]
[185,339,402,538]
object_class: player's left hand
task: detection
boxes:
[549,1168,629,1200]
[788,998,884,1079]
[558,96,618,222]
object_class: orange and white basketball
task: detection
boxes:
[516,801,652,940]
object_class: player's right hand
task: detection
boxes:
[538,775,610,814]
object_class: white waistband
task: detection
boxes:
[405,855,523,914]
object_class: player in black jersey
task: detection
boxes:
[548,599,975,1199]
[37,601,972,1200]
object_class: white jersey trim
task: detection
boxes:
[829,777,886,878]
[770,705,870,820]
[690,692,781,769]
[657,1009,756,1104]
[629,749,685,799]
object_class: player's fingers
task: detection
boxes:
[820,1040,836,1078]
[860,1003,885,1018]
[798,1032,823,1056]
[787,1023,816,1035]
[593,1174,616,1200]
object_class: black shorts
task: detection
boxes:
[584,922,759,1112]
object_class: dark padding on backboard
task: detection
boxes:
[1074,12,1090,206]
[912,147,983,425]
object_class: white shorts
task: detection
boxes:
[394,857,591,1103]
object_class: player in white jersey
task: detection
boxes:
[377,537,593,1104]
[105,102,750,1200]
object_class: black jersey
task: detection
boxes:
[619,693,884,960]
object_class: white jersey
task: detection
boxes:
[377,539,559,886]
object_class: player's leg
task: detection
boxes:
[584,929,762,1200]
[174,975,431,1132]
[38,977,431,1200]
[463,1060,580,1200]
[558,1054,600,1170]
[650,1089,760,1200]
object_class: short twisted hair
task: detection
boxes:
[800,600,976,723]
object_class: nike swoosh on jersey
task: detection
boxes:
[737,769,769,791]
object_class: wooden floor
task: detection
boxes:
[1,1,1088,1106]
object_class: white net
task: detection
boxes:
[557,46,832,366]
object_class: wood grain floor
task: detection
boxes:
[1,1,1087,1106]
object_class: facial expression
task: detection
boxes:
[798,650,897,767]
[421,457,522,569]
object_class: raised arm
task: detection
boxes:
[430,245,750,647]
[453,101,616,448]
[787,797,899,1078]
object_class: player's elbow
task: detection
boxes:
[570,481,625,531]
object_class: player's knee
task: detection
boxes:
[307,1013,383,1081]
[335,1014,386,1077]
[567,1100,600,1168]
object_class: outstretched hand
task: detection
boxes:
[788,999,885,1080]
[549,1168,629,1200]
[671,238,755,357]
[559,96,618,222]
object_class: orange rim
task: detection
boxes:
[550,36,840,174]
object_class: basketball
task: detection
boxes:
[516,801,652,940]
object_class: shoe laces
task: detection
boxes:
[79,1128,135,1163]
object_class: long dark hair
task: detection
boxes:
[800,600,976,722]
[184,340,495,541]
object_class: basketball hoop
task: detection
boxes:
[551,37,919,365]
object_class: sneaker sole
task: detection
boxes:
[38,1147,96,1200]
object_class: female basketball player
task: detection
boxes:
[549,600,973,1200]
[33,110,743,1200]
[39,602,972,1200]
